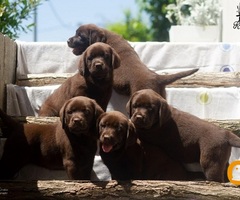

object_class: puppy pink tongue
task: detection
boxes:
[102,144,113,153]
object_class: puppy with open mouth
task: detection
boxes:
[97,111,143,180]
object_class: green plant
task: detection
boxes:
[106,9,152,42]
[136,0,176,41]
[166,0,221,26]
[0,0,43,39]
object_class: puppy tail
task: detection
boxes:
[227,131,240,148]
[157,68,198,85]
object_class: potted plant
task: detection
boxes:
[166,0,222,42]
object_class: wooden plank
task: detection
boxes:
[3,35,17,111]
[0,33,5,110]
[0,34,17,111]
[16,72,240,87]
[4,34,17,88]
[0,180,239,200]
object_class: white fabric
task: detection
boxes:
[6,85,240,120]
[130,42,240,73]
[16,42,240,76]
[16,42,79,78]
[4,41,240,180]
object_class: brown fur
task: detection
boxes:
[0,96,104,180]
[126,89,240,182]
[67,24,198,98]
[39,42,120,116]
[97,111,191,181]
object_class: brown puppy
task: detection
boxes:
[97,111,142,180]
[97,111,190,180]
[126,89,240,182]
[67,24,198,98]
[39,42,120,116]
[0,96,104,180]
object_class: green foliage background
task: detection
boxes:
[136,0,176,41]
[0,0,42,39]
[107,9,152,42]
[107,0,176,41]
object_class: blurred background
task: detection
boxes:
[0,0,238,42]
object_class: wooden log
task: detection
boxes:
[168,72,240,88]
[14,117,240,135]
[16,73,73,86]
[0,117,240,138]
[208,119,240,136]
[16,72,240,88]
[0,180,239,200]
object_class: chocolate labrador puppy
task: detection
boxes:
[67,24,198,98]
[97,111,142,180]
[39,42,120,116]
[97,111,190,180]
[0,96,104,180]
[126,89,240,182]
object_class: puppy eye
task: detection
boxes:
[67,110,73,115]
[117,126,123,132]
[104,53,109,59]
[84,109,90,115]
[147,106,153,111]
[132,104,137,108]
[100,124,106,129]
[87,56,93,61]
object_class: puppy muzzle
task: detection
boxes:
[100,134,121,153]
[67,37,80,48]
[69,118,89,134]
[67,37,86,55]
[91,63,109,80]
[132,114,152,129]
[132,114,145,126]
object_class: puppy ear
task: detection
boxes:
[126,120,137,147]
[89,29,106,45]
[126,100,131,117]
[59,100,69,130]
[78,52,89,77]
[96,112,106,137]
[126,92,138,117]
[111,48,121,69]
[93,100,104,120]
[159,97,172,127]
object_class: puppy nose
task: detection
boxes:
[136,114,143,120]
[103,135,110,139]
[134,114,144,123]
[95,63,103,70]
[103,135,111,142]
[67,39,71,45]
[73,118,83,124]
